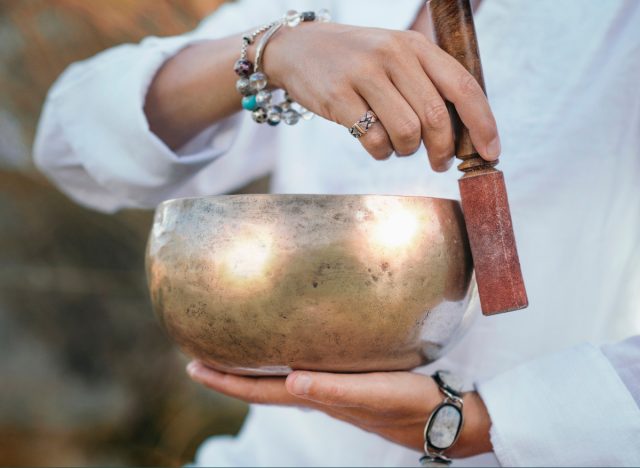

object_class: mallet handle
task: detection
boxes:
[428,0,496,173]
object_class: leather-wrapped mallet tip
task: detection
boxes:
[459,169,528,315]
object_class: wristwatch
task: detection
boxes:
[420,371,465,466]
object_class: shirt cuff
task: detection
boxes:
[50,35,240,208]
[476,343,640,466]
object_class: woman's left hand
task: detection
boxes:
[186,361,493,459]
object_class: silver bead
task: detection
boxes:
[317,8,331,22]
[252,107,268,123]
[249,72,268,91]
[283,109,300,125]
[235,77,252,96]
[285,9,301,27]
[255,90,272,106]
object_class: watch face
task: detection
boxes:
[426,402,463,451]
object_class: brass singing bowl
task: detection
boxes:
[146,194,475,376]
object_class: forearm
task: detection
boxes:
[144,33,245,150]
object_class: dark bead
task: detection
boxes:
[234,58,253,77]
[301,11,316,22]
[252,107,268,124]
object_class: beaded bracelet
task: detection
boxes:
[234,9,331,126]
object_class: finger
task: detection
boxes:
[186,361,373,419]
[389,55,455,171]
[187,361,302,406]
[285,370,438,413]
[355,74,423,157]
[330,91,393,160]
[416,40,500,160]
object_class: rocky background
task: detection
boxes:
[0,1,256,465]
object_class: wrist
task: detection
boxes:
[447,391,492,458]
[258,22,303,90]
[260,20,336,90]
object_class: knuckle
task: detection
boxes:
[395,117,421,144]
[428,152,454,172]
[370,147,393,160]
[397,146,420,157]
[404,29,426,46]
[373,32,403,57]
[423,101,450,130]
[427,144,455,172]
[324,383,346,402]
[458,73,483,97]
[363,133,391,159]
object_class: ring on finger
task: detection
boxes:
[349,110,378,139]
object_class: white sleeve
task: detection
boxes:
[33,0,285,213]
[476,337,640,467]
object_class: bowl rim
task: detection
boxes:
[157,193,461,210]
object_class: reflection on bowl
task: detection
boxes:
[146,195,475,376]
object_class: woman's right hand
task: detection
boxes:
[263,22,500,171]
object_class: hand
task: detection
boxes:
[263,22,500,170]
[186,361,493,459]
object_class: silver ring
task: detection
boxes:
[349,110,378,138]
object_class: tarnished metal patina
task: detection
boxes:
[146,195,475,376]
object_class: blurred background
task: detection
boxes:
[0,1,261,465]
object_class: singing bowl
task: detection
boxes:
[146,194,475,376]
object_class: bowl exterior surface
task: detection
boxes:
[147,195,475,375]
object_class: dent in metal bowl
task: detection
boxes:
[146,195,475,376]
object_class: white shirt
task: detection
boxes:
[34,0,640,466]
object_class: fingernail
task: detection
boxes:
[186,361,200,378]
[486,136,501,160]
[291,373,312,395]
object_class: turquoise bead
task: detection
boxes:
[242,95,257,111]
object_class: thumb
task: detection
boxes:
[285,370,435,411]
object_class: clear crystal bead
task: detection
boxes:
[299,107,315,121]
[283,109,300,125]
[285,10,301,27]
[235,77,252,96]
[317,8,331,22]
[249,72,268,91]
[255,90,272,106]
[267,106,282,125]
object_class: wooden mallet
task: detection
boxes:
[428,0,528,315]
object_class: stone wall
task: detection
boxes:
[0,1,253,465]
